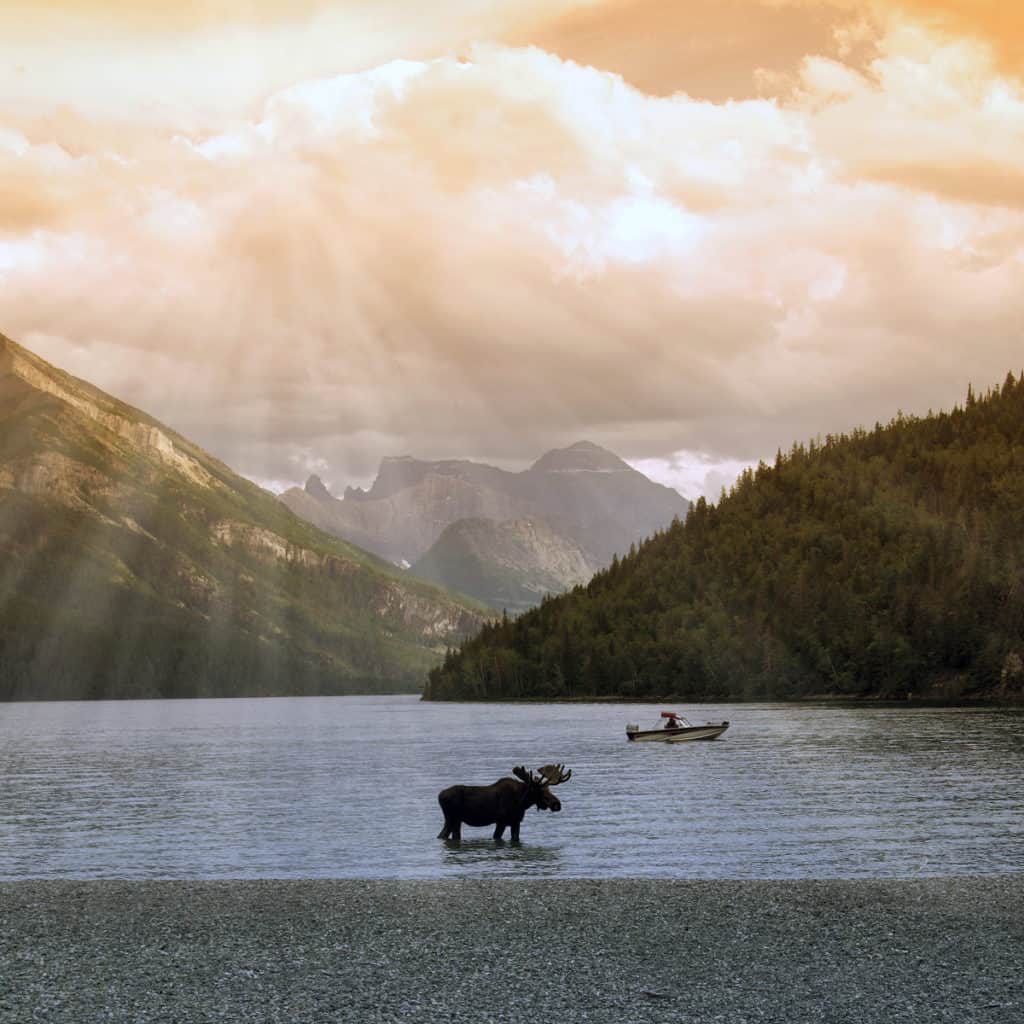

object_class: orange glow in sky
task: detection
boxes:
[1,1,1021,496]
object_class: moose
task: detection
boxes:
[437,763,573,842]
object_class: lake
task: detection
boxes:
[1,696,1021,880]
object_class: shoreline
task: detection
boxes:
[2,877,1021,1023]
[4,692,1024,706]
[419,694,1024,707]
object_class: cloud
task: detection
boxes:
[2,18,1024,491]
[799,25,1024,208]
[628,452,755,502]
[886,1,1024,78]
[0,1,584,121]
[0,0,334,32]
[511,0,876,101]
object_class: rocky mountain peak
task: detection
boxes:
[530,440,631,475]
[362,455,433,500]
[304,474,333,501]
[278,437,689,603]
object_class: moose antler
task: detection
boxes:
[511,764,572,786]
[537,763,572,786]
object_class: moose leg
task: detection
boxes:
[510,821,522,842]
[493,822,506,840]
[437,816,461,841]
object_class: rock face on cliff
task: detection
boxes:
[411,518,592,613]
[0,332,484,700]
[280,441,689,608]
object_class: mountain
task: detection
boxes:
[0,333,485,700]
[411,518,592,613]
[280,461,525,567]
[424,376,1024,704]
[279,440,689,606]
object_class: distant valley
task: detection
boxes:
[280,441,688,611]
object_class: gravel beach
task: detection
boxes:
[2,877,1021,1023]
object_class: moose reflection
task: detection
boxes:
[437,764,573,842]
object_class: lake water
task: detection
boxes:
[1,696,1022,880]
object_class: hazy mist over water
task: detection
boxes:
[1,696,1021,881]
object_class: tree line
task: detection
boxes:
[424,373,1024,703]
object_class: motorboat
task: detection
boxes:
[626,710,729,742]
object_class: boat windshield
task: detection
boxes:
[660,715,692,728]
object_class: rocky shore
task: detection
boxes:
[2,877,1021,1023]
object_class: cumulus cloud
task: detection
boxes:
[2,6,1023,493]
[514,0,875,101]
[802,24,1024,208]
[886,0,1024,77]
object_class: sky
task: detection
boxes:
[1,1,1022,500]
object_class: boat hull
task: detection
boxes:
[626,723,729,742]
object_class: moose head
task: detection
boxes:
[512,763,573,813]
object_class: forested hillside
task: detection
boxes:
[425,376,1024,703]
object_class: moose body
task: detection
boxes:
[437,764,572,842]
